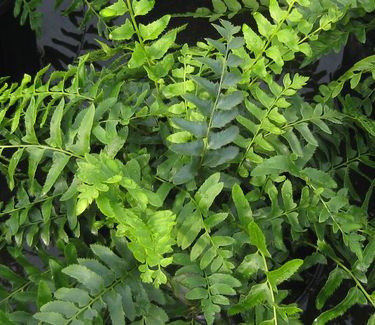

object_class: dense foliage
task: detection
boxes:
[1,0,375,324]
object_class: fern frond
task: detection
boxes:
[314,287,367,325]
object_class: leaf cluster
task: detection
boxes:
[1,0,375,324]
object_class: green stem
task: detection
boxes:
[306,242,375,309]
[245,17,335,92]
[244,0,297,76]
[237,87,288,171]
[199,46,230,166]
[0,144,83,160]
[260,250,278,325]
[83,0,112,34]
[126,0,160,93]
[64,271,132,324]
[0,194,63,217]
[307,183,345,236]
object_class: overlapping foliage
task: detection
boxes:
[1,0,375,324]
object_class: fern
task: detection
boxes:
[314,287,367,325]
[1,0,375,323]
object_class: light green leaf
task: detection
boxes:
[139,15,170,41]
[212,236,235,247]
[69,104,95,155]
[195,173,223,212]
[191,233,210,261]
[281,180,297,210]
[210,283,236,295]
[162,81,195,98]
[253,12,275,37]
[22,97,38,144]
[269,0,285,22]
[100,0,128,18]
[300,167,337,188]
[254,134,274,151]
[8,148,24,191]
[368,314,375,325]
[267,259,303,291]
[47,98,64,148]
[268,108,287,124]
[232,184,253,225]
[248,221,270,257]
[212,0,227,13]
[147,29,177,60]
[109,20,135,41]
[200,247,217,269]
[266,45,283,67]
[209,273,241,287]
[128,42,147,68]
[205,212,228,229]
[177,210,202,249]
[229,283,269,315]
[224,0,241,11]
[132,0,155,16]
[237,253,263,278]
[251,155,298,177]
[283,130,303,156]
[202,299,220,325]
[243,23,264,55]
[42,152,70,195]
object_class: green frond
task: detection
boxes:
[316,267,346,310]
[1,0,375,324]
[314,287,367,325]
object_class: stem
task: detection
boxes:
[260,251,278,325]
[0,144,83,160]
[244,0,297,76]
[245,15,336,92]
[306,242,375,308]
[307,183,345,236]
[126,0,160,94]
[83,0,112,34]
[200,46,230,166]
[237,87,288,171]
[64,270,132,324]
[0,194,63,217]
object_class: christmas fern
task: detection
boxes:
[1,0,374,324]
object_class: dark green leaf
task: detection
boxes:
[169,139,204,156]
[62,265,104,294]
[208,126,239,149]
[172,118,208,138]
[203,146,239,167]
